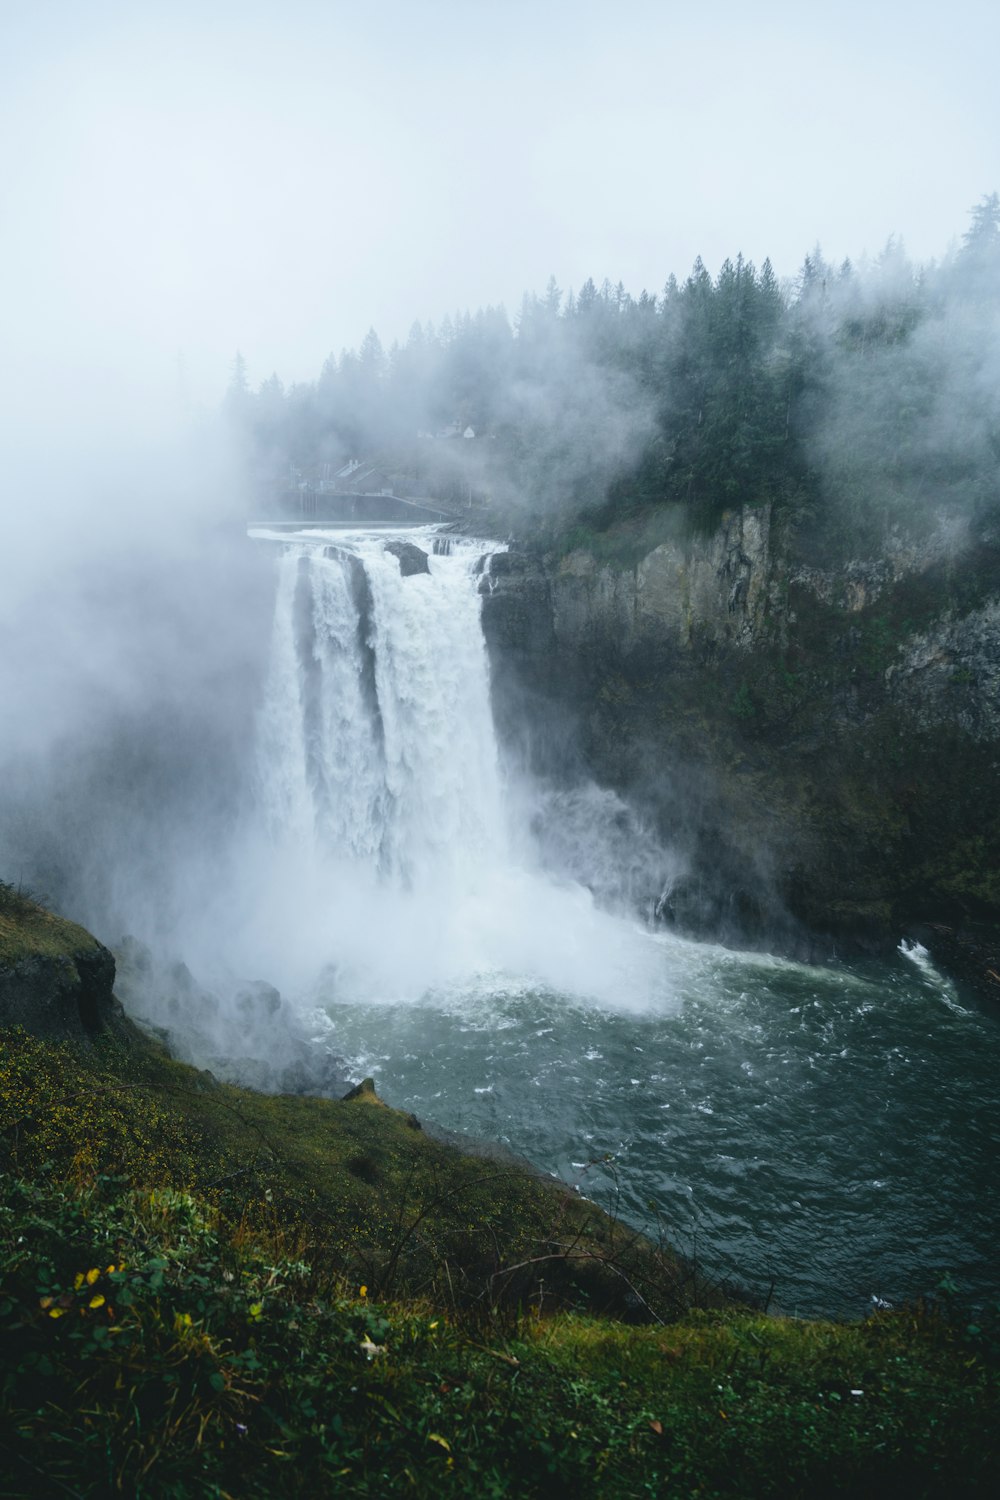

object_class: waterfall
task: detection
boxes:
[255,530,506,895]
[245,524,673,1013]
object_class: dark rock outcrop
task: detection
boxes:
[235,980,282,1020]
[384,540,430,576]
[0,906,118,1040]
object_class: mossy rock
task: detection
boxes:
[0,890,117,1040]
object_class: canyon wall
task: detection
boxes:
[481,504,1000,954]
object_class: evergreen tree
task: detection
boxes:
[223,200,997,547]
[224,351,252,430]
[962,190,1000,252]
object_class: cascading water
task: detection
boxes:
[246,525,674,1010]
[255,532,505,891]
[234,524,1000,1319]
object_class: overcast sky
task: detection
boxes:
[1,0,998,434]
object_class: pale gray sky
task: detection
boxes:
[1,0,997,434]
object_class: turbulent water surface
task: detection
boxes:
[322,945,999,1319]
[245,525,1000,1319]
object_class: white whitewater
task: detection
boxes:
[247,526,676,1010]
[256,531,504,889]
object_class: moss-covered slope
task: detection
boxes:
[0,1021,689,1323]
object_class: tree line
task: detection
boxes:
[230,194,1000,552]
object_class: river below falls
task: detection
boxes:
[313,936,1000,1320]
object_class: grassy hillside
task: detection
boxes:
[1,899,998,1495]
[0,880,102,968]
[0,1020,692,1322]
[2,1163,996,1498]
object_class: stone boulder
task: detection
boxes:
[384,540,430,577]
[0,899,118,1040]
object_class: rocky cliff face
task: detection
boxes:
[551,506,777,655]
[0,898,118,1040]
[480,505,1000,952]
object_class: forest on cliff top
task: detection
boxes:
[233,197,1000,557]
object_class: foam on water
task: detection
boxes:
[899,937,969,1015]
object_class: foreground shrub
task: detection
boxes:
[1,1173,997,1498]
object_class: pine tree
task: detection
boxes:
[962,191,1000,251]
[224,350,251,426]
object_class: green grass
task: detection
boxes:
[1,1170,996,1498]
[0,883,99,967]
[0,1025,698,1323]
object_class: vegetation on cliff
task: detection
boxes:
[0,881,119,1039]
[235,197,999,566]
[0,1021,691,1325]
[0,880,101,968]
